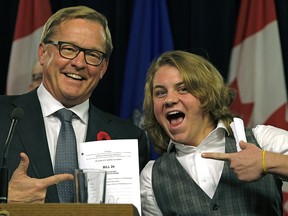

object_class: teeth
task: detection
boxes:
[66,73,82,80]
[168,111,180,115]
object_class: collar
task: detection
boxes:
[37,84,89,124]
[167,121,228,153]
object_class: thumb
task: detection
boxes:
[239,140,248,150]
[14,152,30,176]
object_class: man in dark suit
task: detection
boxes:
[0,6,148,203]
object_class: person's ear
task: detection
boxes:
[38,43,45,65]
[100,70,106,79]
[99,59,109,79]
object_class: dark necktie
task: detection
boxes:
[54,108,78,203]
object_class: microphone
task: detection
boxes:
[0,107,24,203]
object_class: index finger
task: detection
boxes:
[201,152,231,161]
[40,174,74,187]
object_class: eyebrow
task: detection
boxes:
[153,81,184,89]
[153,84,164,89]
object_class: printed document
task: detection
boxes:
[78,139,141,215]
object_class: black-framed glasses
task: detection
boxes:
[46,41,107,66]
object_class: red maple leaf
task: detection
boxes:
[264,104,288,130]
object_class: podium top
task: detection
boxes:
[0,203,139,216]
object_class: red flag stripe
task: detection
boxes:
[14,0,51,40]
[233,0,276,46]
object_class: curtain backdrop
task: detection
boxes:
[0,0,287,117]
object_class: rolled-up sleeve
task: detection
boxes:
[253,125,288,154]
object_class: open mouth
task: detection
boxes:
[65,73,84,80]
[167,111,185,126]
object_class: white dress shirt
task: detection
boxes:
[140,121,288,216]
[37,84,89,169]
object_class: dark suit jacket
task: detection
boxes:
[0,89,149,202]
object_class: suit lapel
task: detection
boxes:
[12,90,58,202]
[85,104,117,142]
[11,97,119,202]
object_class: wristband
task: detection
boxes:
[262,150,267,175]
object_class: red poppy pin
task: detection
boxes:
[97,131,111,140]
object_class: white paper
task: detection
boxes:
[230,117,247,151]
[78,139,141,215]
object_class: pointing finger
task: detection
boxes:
[201,152,231,161]
[41,174,74,187]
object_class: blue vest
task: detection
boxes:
[152,129,283,215]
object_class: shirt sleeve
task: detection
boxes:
[140,160,163,216]
[252,125,288,154]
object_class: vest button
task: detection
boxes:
[212,204,219,210]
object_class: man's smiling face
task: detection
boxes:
[39,19,108,107]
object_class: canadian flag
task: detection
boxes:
[228,0,288,214]
[6,0,51,95]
